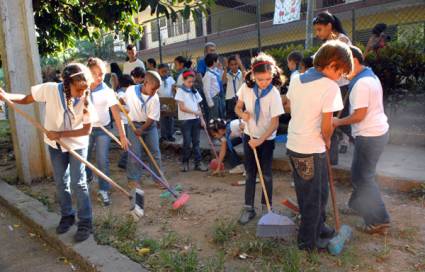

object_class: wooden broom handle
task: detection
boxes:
[3,96,130,198]
[199,114,219,160]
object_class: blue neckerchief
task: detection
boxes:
[348,67,377,93]
[135,84,153,113]
[179,85,198,103]
[207,68,224,96]
[252,83,273,124]
[90,82,107,103]
[161,76,169,88]
[299,68,325,83]
[225,122,234,153]
[58,83,80,130]
[228,70,241,98]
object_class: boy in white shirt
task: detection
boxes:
[287,51,303,81]
[158,64,176,142]
[123,44,146,75]
[222,55,246,120]
[333,46,390,235]
[124,71,162,189]
[175,70,208,172]
[203,53,224,119]
[286,40,353,252]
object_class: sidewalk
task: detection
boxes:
[165,130,425,192]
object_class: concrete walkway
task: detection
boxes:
[165,131,425,191]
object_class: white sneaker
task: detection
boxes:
[229,164,245,174]
[98,190,111,206]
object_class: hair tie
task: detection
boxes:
[70,71,84,78]
[251,61,273,70]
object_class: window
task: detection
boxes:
[322,0,345,8]
[150,17,167,42]
[167,15,190,38]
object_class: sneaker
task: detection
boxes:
[74,220,92,242]
[320,224,336,239]
[229,164,245,175]
[239,207,256,225]
[98,190,111,206]
[56,215,75,234]
[194,162,208,172]
[181,162,190,172]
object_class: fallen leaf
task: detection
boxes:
[137,247,150,256]
[239,253,248,260]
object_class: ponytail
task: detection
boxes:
[207,118,227,133]
[313,11,346,35]
[62,63,91,116]
[244,52,283,88]
[332,15,347,35]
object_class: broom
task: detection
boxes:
[2,93,145,219]
[244,126,296,238]
[199,114,224,172]
[99,126,189,209]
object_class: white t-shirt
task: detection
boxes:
[124,85,160,122]
[174,87,203,121]
[225,70,243,100]
[350,76,389,137]
[237,83,284,140]
[117,88,128,125]
[158,76,176,98]
[123,59,145,75]
[176,73,184,86]
[203,68,222,107]
[31,82,98,152]
[287,74,343,154]
[90,83,118,127]
[228,119,244,139]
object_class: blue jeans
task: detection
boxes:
[160,116,174,139]
[86,125,112,191]
[49,146,92,221]
[181,119,202,163]
[127,122,162,182]
[118,124,129,167]
[349,132,390,225]
[209,95,224,119]
[226,137,242,168]
[287,149,329,251]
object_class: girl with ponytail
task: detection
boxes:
[0,63,97,243]
[313,11,352,45]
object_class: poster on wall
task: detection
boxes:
[273,0,301,25]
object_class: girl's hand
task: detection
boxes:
[332,117,341,128]
[200,119,206,128]
[46,131,61,141]
[0,88,7,101]
[249,138,263,149]
[119,134,129,150]
[135,128,144,137]
[241,112,250,122]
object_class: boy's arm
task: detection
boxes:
[136,118,155,135]
[203,75,214,107]
[334,107,367,127]
[282,95,291,113]
[110,105,129,150]
[321,112,334,149]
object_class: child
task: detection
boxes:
[287,51,303,80]
[333,46,390,235]
[158,64,176,142]
[131,67,146,85]
[174,70,208,172]
[235,53,285,225]
[146,58,157,71]
[124,71,162,189]
[203,53,224,119]
[300,56,314,73]
[174,56,192,86]
[86,58,128,206]
[222,55,246,120]
[208,118,245,175]
[0,63,97,242]
[286,40,353,251]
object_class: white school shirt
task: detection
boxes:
[90,83,118,127]
[229,119,244,139]
[31,82,98,152]
[176,73,184,86]
[349,76,389,137]
[286,74,343,154]
[123,58,146,75]
[117,88,128,125]
[225,70,243,100]
[236,83,284,140]
[202,68,222,107]
[174,87,203,121]
[124,85,160,122]
[158,76,176,98]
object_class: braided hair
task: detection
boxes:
[207,118,227,133]
[245,52,283,88]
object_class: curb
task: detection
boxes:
[163,142,423,193]
[0,180,149,272]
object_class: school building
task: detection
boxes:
[135,0,424,64]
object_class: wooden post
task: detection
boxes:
[0,0,50,184]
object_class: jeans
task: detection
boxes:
[243,135,275,207]
[209,95,224,120]
[127,122,162,182]
[287,149,329,251]
[349,132,390,225]
[160,116,174,139]
[86,124,112,192]
[226,137,242,168]
[49,146,92,221]
[226,98,238,120]
[181,119,202,164]
[118,124,129,167]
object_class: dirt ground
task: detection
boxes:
[0,142,424,271]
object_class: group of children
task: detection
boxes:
[0,11,391,253]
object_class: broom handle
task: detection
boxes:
[199,114,219,160]
[246,125,271,212]
[115,100,169,186]
[326,148,340,231]
[3,96,130,198]
[99,126,178,198]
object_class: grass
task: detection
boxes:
[409,184,425,202]
[212,218,238,246]
[0,120,11,142]
[18,185,54,212]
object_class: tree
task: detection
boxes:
[32,0,213,56]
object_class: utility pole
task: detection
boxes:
[305,0,314,49]
[256,0,262,52]
[156,12,163,64]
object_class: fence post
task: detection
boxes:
[351,9,356,43]
[305,0,314,49]
[256,0,262,51]
[156,12,163,64]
